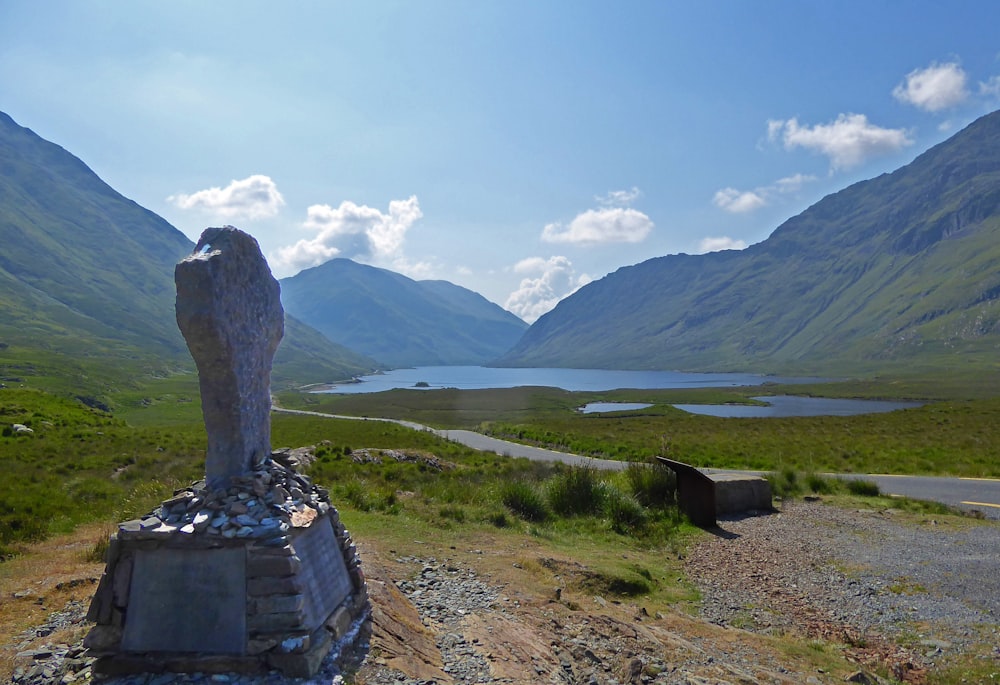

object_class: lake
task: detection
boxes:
[673,395,923,418]
[319,365,820,394]
[319,367,921,418]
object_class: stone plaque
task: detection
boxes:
[293,520,353,631]
[122,547,247,654]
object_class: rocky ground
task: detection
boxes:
[7,500,1000,685]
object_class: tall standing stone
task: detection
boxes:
[85,226,368,677]
[175,226,284,489]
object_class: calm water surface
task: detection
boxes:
[320,366,819,394]
[673,395,923,418]
[579,402,654,414]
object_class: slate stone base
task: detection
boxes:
[84,457,369,677]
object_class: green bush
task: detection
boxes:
[625,461,676,508]
[547,466,605,516]
[499,481,548,522]
[439,504,466,522]
[845,478,880,497]
[767,467,803,498]
[804,472,836,494]
[603,486,648,534]
[487,510,511,528]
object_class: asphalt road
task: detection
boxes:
[274,407,1000,520]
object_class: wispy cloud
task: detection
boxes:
[768,114,913,171]
[713,173,817,214]
[697,236,747,253]
[504,256,591,323]
[893,61,970,112]
[595,187,641,207]
[167,174,285,220]
[272,195,423,273]
[980,74,1000,98]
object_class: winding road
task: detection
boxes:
[274,407,1000,520]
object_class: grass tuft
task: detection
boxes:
[499,481,549,522]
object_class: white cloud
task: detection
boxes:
[773,173,816,193]
[893,61,969,112]
[713,188,766,214]
[713,173,817,214]
[980,75,1000,98]
[596,187,641,207]
[697,236,747,253]
[542,207,653,245]
[504,256,591,323]
[167,174,285,220]
[272,195,422,273]
[768,113,913,170]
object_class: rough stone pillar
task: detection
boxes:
[175,226,284,489]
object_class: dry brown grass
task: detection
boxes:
[0,521,108,681]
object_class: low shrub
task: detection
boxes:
[804,472,837,494]
[547,467,605,516]
[625,461,676,508]
[439,505,466,522]
[845,478,880,497]
[767,467,803,498]
[499,481,548,522]
[603,486,648,534]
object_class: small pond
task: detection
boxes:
[672,395,923,418]
[578,402,654,414]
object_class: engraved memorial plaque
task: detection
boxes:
[293,520,353,631]
[122,547,247,654]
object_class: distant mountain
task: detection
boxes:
[498,110,1000,375]
[280,258,528,367]
[0,111,375,390]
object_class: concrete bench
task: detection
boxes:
[655,457,772,527]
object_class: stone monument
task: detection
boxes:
[84,226,369,677]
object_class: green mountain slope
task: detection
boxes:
[0,111,374,391]
[280,258,528,367]
[497,110,1000,375]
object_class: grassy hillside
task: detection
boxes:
[0,111,376,395]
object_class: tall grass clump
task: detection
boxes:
[625,461,676,509]
[804,472,837,495]
[767,467,803,498]
[603,487,648,534]
[845,478,880,497]
[547,466,606,516]
[499,481,548,522]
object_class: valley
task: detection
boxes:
[2,103,1000,684]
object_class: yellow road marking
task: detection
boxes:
[961,500,1000,509]
[867,473,916,478]
[960,477,1000,482]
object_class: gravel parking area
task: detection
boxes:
[685,499,1000,682]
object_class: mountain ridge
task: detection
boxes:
[0,111,376,391]
[497,110,1000,374]
[280,258,528,368]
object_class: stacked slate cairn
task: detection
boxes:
[84,227,369,677]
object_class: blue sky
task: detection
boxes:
[3,2,1000,321]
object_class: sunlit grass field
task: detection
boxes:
[2,366,998,559]
[2,368,998,685]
